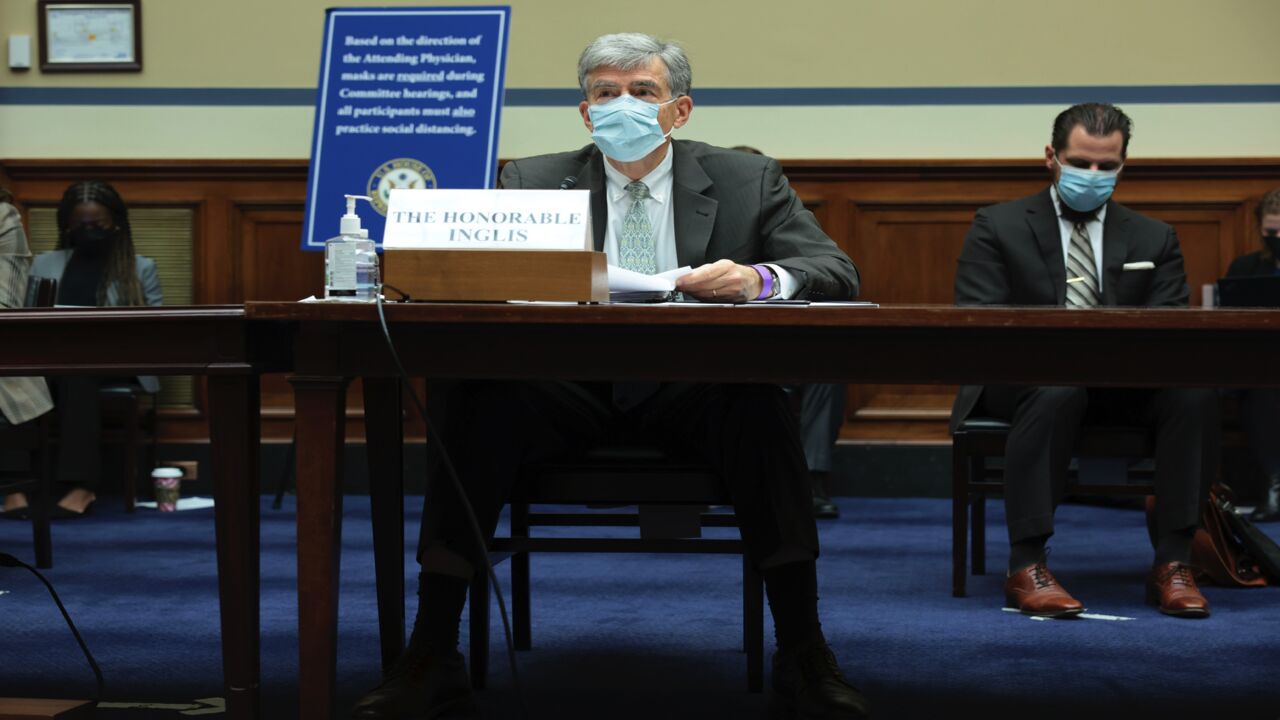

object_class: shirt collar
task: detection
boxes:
[604,144,674,205]
[1049,184,1108,225]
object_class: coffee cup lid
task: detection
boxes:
[151,467,184,479]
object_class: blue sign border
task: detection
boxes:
[302,6,511,251]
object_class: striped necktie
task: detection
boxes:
[618,181,656,274]
[1065,221,1100,307]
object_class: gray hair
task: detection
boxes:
[577,33,692,99]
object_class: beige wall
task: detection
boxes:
[2,0,1279,158]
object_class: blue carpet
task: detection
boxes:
[2,497,1279,719]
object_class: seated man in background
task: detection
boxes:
[1224,187,1280,521]
[352,33,869,720]
[950,103,1218,619]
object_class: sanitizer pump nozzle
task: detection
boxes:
[325,194,379,301]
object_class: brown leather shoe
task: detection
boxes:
[1004,560,1085,618]
[1146,562,1210,618]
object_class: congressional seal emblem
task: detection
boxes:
[367,158,438,215]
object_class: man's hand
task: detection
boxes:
[675,259,763,303]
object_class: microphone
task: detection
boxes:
[558,175,578,190]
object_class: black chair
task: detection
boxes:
[951,417,1155,597]
[1,276,58,568]
[466,444,765,692]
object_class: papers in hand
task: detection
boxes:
[608,265,690,302]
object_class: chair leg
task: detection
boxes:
[971,489,986,576]
[123,394,139,513]
[951,441,969,597]
[511,503,531,651]
[967,453,988,576]
[31,421,53,569]
[271,429,297,511]
[365,377,406,675]
[469,571,490,691]
[743,554,764,693]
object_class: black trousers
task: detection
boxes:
[417,380,819,569]
[54,376,104,492]
[783,383,846,474]
[980,386,1219,545]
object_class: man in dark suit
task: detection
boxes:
[950,103,1218,620]
[353,33,868,720]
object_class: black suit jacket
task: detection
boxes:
[498,139,858,300]
[949,188,1190,431]
[1226,250,1279,277]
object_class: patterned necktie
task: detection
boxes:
[618,181,656,274]
[1065,221,1100,307]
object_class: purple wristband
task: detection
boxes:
[752,264,774,300]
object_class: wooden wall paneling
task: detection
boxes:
[3,158,1277,447]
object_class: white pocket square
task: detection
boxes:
[1122,261,1155,271]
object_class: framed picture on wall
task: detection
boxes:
[38,0,142,72]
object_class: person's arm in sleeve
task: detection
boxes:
[139,257,163,306]
[0,203,32,310]
[756,158,858,301]
[954,209,1011,306]
[1144,226,1190,307]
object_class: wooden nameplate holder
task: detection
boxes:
[384,248,608,303]
[0,698,94,719]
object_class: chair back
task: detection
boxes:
[24,276,58,308]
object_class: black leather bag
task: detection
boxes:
[1146,484,1272,587]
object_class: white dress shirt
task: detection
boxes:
[602,144,797,298]
[1050,185,1107,292]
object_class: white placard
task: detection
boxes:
[383,189,592,250]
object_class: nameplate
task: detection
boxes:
[383,188,592,250]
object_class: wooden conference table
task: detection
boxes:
[0,305,286,720]
[245,300,1280,720]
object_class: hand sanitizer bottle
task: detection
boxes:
[325,194,379,301]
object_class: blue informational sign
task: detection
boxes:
[302,6,511,250]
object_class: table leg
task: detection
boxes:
[291,375,350,720]
[363,376,406,674]
[209,374,261,720]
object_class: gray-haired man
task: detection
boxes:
[353,33,869,720]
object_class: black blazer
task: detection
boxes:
[1226,250,1279,277]
[950,188,1190,431]
[498,139,858,301]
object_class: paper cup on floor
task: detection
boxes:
[152,467,183,512]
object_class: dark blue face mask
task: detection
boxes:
[1264,233,1280,257]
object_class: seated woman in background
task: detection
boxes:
[28,180,162,517]
[1225,188,1280,521]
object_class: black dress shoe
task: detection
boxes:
[771,643,870,719]
[1249,473,1280,522]
[812,494,840,520]
[351,648,475,719]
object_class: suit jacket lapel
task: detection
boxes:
[1027,188,1066,305]
[577,151,607,252]
[1100,201,1130,306]
[670,142,716,267]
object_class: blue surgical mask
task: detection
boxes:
[588,95,677,163]
[1055,157,1121,212]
